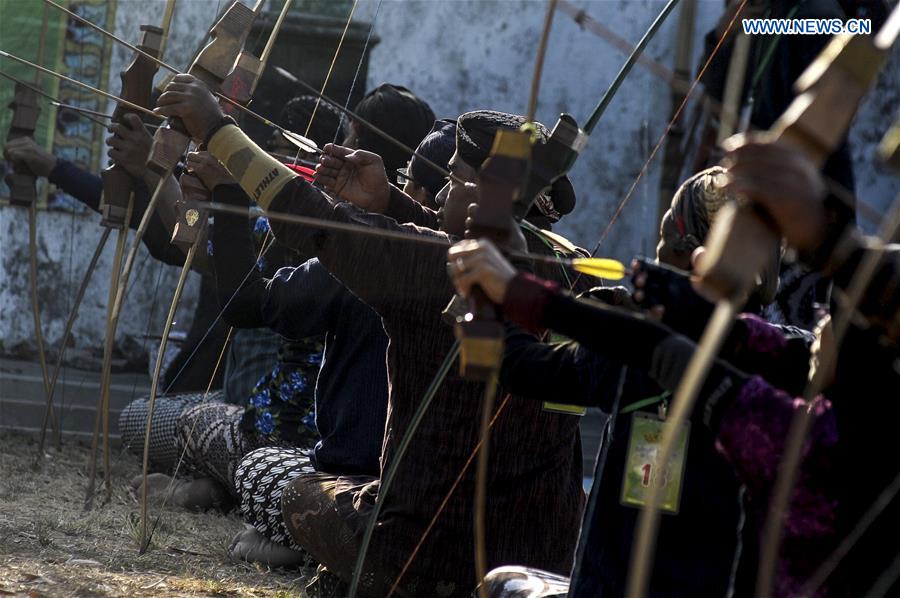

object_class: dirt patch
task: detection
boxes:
[0,432,312,596]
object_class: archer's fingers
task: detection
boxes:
[167,74,199,87]
[121,113,144,131]
[318,155,346,172]
[314,164,343,182]
[5,137,34,151]
[314,173,338,189]
[322,143,353,159]
[447,239,483,261]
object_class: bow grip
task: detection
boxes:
[517,113,586,220]
[220,51,263,115]
[99,165,136,229]
[694,200,780,303]
[698,24,895,302]
[455,129,532,380]
[5,83,41,208]
[146,123,191,177]
[190,1,258,90]
[100,24,164,228]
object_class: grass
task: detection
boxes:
[0,431,312,596]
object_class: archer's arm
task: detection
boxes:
[206,124,452,314]
[500,325,651,410]
[382,184,441,228]
[210,185,344,337]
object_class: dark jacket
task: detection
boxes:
[211,186,389,475]
[264,177,584,594]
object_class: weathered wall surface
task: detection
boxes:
[0,0,222,368]
[360,0,900,253]
[2,0,898,369]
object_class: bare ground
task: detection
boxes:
[0,432,312,597]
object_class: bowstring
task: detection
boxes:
[587,0,749,259]
[60,2,88,445]
[292,0,359,166]
[332,0,383,145]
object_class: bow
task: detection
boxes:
[460,129,534,596]
[3,4,57,451]
[1,7,159,462]
[133,0,267,553]
[626,5,900,596]
[83,21,166,508]
[349,1,683,594]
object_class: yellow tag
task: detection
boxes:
[542,332,586,416]
[542,402,587,416]
[185,209,199,227]
[620,412,689,514]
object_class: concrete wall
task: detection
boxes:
[0,0,224,368]
[358,0,900,253]
[2,0,898,369]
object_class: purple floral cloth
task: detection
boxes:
[716,375,839,596]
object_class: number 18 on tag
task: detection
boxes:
[620,412,690,514]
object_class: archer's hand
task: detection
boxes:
[186,151,234,189]
[315,143,390,212]
[154,74,224,142]
[106,113,152,178]
[721,133,827,253]
[3,136,57,177]
[447,239,518,304]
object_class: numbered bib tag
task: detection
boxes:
[620,412,689,514]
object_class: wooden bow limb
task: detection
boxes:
[586,0,748,261]
[6,82,60,448]
[84,21,166,504]
[581,0,682,134]
[656,0,696,223]
[131,1,262,551]
[472,372,501,596]
[138,6,368,515]
[84,196,134,509]
[138,244,199,550]
[37,227,111,461]
[138,173,209,554]
[27,202,57,436]
[137,0,296,536]
[626,7,900,597]
[38,0,311,147]
[760,188,900,596]
[456,130,533,597]
[139,209,205,554]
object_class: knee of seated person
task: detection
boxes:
[279,475,342,546]
[118,398,147,445]
[235,446,282,484]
